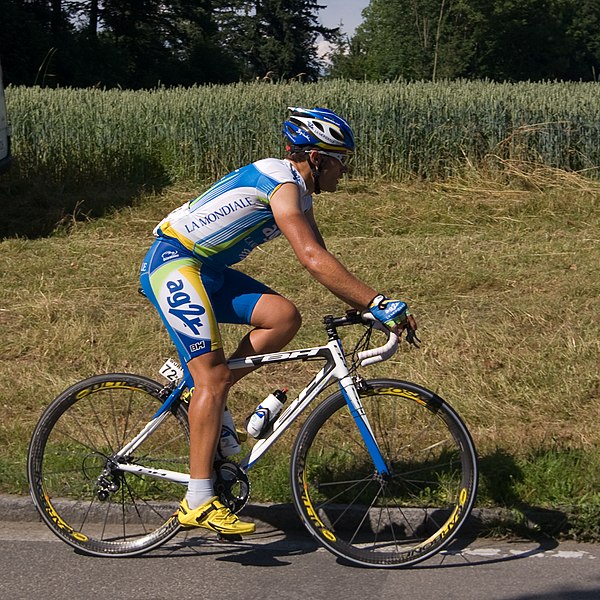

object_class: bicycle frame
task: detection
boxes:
[115,328,390,484]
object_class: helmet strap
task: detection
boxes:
[306,153,321,195]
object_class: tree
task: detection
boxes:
[327,0,600,82]
[0,0,76,85]
[460,0,575,81]
[325,33,371,80]
[1,0,335,86]
[561,0,600,80]
[222,0,338,80]
[328,0,471,80]
[0,0,248,87]
[75,0,246,87]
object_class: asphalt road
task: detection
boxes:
[1,520,599,600]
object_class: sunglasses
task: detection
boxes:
[303,149,351,167]
[318,150,351,167]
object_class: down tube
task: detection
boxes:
[339,378,390,476]
[241,363,336,470]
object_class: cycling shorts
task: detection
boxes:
[140,237,272,363]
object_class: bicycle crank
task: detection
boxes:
[214,460,250,514]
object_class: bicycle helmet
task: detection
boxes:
[283,107,355,153]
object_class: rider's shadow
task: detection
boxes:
[152,529,318,567]
[150,505,318,566]
[145,451,573,569]
[153,518,562,570]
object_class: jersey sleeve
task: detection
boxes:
[254,158,312,211]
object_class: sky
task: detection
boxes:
[318,0,370,36]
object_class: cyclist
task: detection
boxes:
[140,107,417,536]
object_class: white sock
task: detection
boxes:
[185,478,215,509]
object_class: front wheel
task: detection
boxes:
[290,379,478,568]
[27,373,190,557]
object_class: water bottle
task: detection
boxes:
[246,389,288,439]
[217,407,241,459]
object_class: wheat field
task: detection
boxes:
[6,80,600,185]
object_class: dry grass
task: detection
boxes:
[1,172,599,519]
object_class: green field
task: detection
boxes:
[6,80,600,185]
[1,81,600,539]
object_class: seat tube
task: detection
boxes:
[338,376,390,477]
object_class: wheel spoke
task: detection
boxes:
[292,379,477,567]
[28,374,189,556]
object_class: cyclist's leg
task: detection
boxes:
[140,242,257,533]
[140,238,224,361]
[212,268,302,383]
[185,349,230,480]
[179,350,255,533]
[140,242,236,505]
[232,293,302,353]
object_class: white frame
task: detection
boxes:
[115,319,397,484]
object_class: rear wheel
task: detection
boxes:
[290,378,478,568]
[28,373,189,557]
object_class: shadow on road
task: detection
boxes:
[116,523,567,573]
[128,527,319,568]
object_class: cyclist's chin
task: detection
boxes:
[320,180,340,193]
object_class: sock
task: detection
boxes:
[185,478,215,509]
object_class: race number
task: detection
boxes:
[159,358,184,382]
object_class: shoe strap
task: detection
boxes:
[196,500,223,522]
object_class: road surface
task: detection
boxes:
[0,520,598,600]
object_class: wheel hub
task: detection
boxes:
[82,454,122,501]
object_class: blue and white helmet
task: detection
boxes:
[283,107,355,153]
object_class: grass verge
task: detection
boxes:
[1,173,599,538]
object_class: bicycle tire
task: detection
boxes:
[28,373,189,557]
[290,378,478,568]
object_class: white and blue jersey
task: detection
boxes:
[140,158,311,362]
[154,158,312,269]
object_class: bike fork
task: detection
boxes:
[329,339,390,477]
[339,378,390,476]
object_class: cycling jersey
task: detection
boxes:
[154,158,312,270]
[141,158,311,362]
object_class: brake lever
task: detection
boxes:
[405,325,421,348]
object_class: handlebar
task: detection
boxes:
[357,313,399,366]
[325,310,420,367]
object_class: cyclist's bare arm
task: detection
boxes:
[270,183,377,310]
[303,206,327,249]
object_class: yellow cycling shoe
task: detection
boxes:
[177,497,256,535]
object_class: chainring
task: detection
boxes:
[213,460,250,514]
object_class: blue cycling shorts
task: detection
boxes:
[140,237,272,363]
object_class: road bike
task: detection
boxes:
[27,309,478,568]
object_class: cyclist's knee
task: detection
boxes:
[188,353,232,398]
[254,294,302,336]
[268,298,301,343]
[279,299,302,336]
